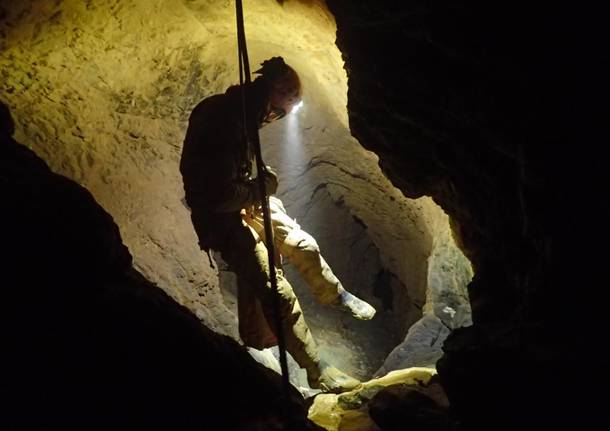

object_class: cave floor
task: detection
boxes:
[219,262,401,383]
[293,277,401,381]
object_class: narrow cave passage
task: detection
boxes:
[3,0,588,429]
[1,0,472,392]
[215,72,473,387]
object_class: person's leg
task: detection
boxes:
[188,208,319,370]
[229,213,361,392]
[247,197,376,320]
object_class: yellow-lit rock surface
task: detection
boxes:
[1,0,345,336]
[308,367,436,431]
[1,0,470,380]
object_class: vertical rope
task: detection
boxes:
[235,0,291,397]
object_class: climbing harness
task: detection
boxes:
[235,0,291,396]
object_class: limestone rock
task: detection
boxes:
[375,315,451,376]
[2,0,477,425]
[369,384,450,431]
[2,120,320,430]
[1,2,471,362]
[325,0,584,427]
[308,368,436,431]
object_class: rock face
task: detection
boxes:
[326,0,594,428]
[308,367,439,431]
[368,384,450,431]
[2,0,597,427]
[1,0,472,392]
[0,0,532,427]
[1,107,321,430]
[1,0,239,337]
[376,315,450,375]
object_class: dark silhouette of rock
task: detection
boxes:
[369,384,449,431]
[326,1,594,428]
[1,100,321,430]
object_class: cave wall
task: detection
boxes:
[325,0,577,319]
[1,113,320,430]
[326,0,593,428]
[0,0,353,334]
[0,0,521,427]
[0,0,352,337]
[1,0,237,335]
[1,0,472,369]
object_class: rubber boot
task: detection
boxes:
[332,290,376,320]
[307,360,362,394]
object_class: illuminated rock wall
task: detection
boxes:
[1,0,471,368]
[326,0,589,428]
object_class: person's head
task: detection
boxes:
[255,57,302,125]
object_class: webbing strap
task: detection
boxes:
[235,0,291,397]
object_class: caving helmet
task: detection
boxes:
[256,57,302,123]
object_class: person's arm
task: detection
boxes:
[213,167,278,213]
[186,96,277,212]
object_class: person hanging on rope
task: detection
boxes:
[180,57,376,393]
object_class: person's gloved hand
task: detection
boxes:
[247,167,278,205]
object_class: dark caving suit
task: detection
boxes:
[180,82,346,382]
[181,56,375,393]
